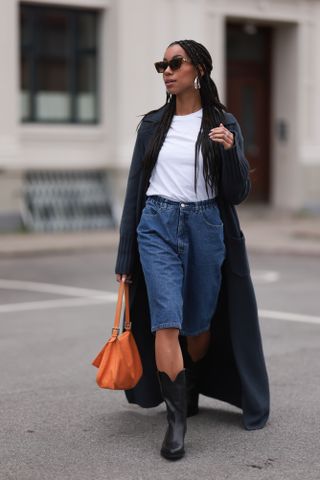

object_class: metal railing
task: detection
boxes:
[22,171,114,231]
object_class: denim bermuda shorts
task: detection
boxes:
[137,195,226,336]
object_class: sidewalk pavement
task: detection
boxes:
[0,205,319,258]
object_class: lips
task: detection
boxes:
[165,80,176,87]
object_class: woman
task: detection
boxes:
[115,39,270,460]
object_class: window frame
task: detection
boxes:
[20,3,99,124]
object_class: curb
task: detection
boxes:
[0,230,320,258]
[0,230,119,258]
[1,204,320,259]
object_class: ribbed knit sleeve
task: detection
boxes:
[115,235,137,275]
[219,118,251,205]
[115,128,145,275]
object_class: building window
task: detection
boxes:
[20,4,99,124]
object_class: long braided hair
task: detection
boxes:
[142,39,227,196]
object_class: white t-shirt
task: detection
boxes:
[146,108,216,202]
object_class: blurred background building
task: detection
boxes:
[1,0,320,232]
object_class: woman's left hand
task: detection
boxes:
[209,123,234,150]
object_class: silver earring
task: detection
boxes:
[194,76,201,90]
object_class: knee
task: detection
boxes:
[156,328,180,342]
[187,331,211,362]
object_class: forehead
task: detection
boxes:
[163,44,187,60]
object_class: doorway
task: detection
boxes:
[226,23,272,202]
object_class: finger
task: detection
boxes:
[209,132,227,139]
[210,135,234,146]
[225,132,234,145]
[209,127,231,136]
[210,131,233,143]
[209,128,225,135]
[209,134,230,144]
[210,123,225,133]
[123,274,133,284]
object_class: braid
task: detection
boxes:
[143,39,227,196]
[142,95,176,190]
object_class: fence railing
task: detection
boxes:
[23,170,114,231]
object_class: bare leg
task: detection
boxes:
[186,330,211,363]
[155,328,184,381]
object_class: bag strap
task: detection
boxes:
[111,282,131,337]
[123,283,131,331]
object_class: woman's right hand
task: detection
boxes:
[116,274,132,284]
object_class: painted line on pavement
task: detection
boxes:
[1,278,319,325]
[0,279,114,298]
[0,278,118,313]
[259,310,320,325]
[251,270,280,283]
[0,301,319,326]
[0,296,116,313]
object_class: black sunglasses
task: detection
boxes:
[154,56,191,73]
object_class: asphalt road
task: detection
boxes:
[0,249,320,480]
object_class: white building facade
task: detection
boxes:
[1,0,320,230]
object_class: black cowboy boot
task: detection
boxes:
[182,347,200,417]
[158,370,187,460]
[185,365,199,417]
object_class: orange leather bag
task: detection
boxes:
[92,282,143,390]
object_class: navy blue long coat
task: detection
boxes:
[115,105,270,430]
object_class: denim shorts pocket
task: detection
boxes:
[142,203,161,217]
[202,207,223,228]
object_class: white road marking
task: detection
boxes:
[252,270,280,283]
[0,278,118,313]
[0,279,319,326]
[0,279,113,298]
[0,296,116,313]
[259,310,320,325]
[0,301,319,326]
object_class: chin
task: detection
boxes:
[166,87,179,96]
